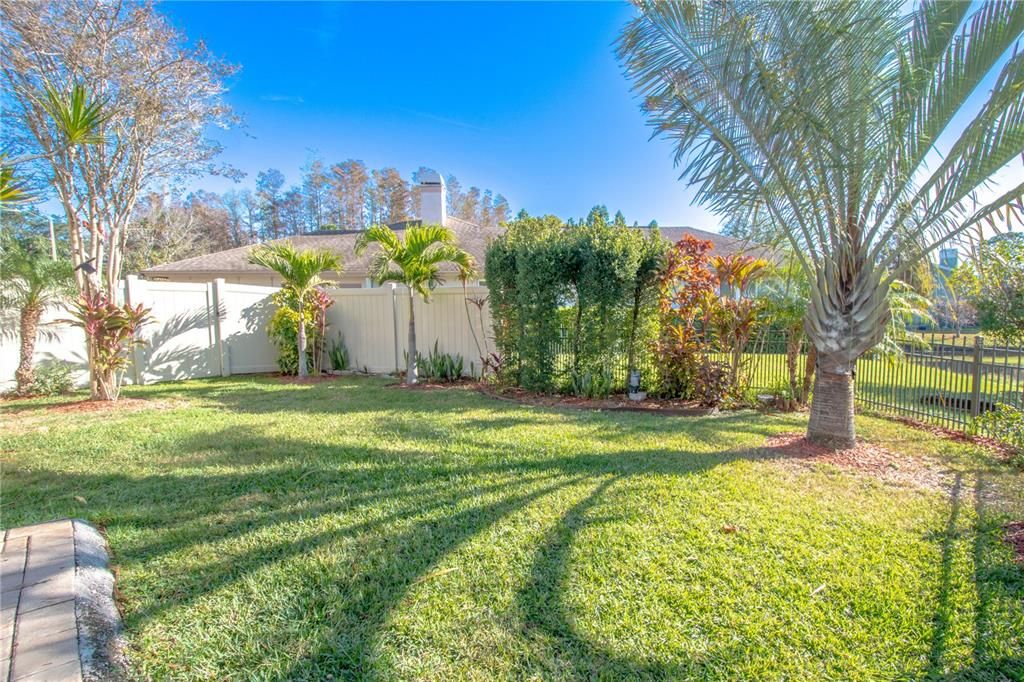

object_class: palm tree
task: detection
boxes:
[0,235,75,394]
[1,83,107,208]
[248,243,341,378]
[355,224,474,385]
[619,1,1024,447]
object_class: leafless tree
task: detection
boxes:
[1,0,237,299]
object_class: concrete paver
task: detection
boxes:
[1,521,82,682]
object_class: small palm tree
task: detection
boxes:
[355,224,474,384]
[248,243,341,377]
[0,235,75,394]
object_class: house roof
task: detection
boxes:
[140,218,768,278]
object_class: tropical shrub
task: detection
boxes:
[653,235,716,398]
[65,292,152,401]
[328,333,349,371]
[703,254,770,392]
[409,341,464,382]
[267,288,331,375]
[970,403,1024,467]
[249,243,341,378]
[693,358,730,408]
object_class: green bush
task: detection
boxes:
[970,403,1024,467]
[267,289,325,375]
[485,209,666,393]
[17,361,75,396]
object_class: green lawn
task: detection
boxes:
[2,376,1023,680]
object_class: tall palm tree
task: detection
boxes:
[355,224,474,385]
[248,243,341,378]
[619,1,1024,447]
[0,235,75,394]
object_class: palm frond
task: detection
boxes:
[352,224,473,294]
[248,242,341,294]
[355,224,402,257]
[0,163,33,206]
[39,82,109,147]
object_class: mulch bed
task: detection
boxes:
[763,432,951,491]
[37,397,167,415]
[386,378,479,391]
[475,384,717,416]
[3,397,187,435]
[268,373,353,385]
[1004,522,1024,564]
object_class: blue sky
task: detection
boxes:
[161,1,723,229]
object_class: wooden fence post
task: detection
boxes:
[210,278,230,377]
[970,336,983,418]
[125,275,146,386]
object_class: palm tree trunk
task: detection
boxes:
[297,307,308,377]
[807,353,855,448]
[406,290,418,385]
[801,344,816,405]
[15,305,42,395]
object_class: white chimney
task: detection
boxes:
[418,169,447,226]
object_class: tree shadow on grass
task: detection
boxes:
[11,378,993,678]
[515,475,727,679]
[924,471,1024,681]
[4,409,788,678]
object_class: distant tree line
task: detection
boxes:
[119,164,509,271]
[231,161,511,242]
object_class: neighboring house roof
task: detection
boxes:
[140,218,767,278]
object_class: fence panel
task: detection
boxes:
[856,333,1024,434]
[326,288,400,374]
[130,278,220,383]
[217,282,279,375]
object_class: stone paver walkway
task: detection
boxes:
[1,520,82,682]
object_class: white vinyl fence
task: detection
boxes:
[0,278,493,390]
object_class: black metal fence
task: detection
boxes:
[543,326,1023,436]
[856,333,1024,433]
[544,326,804,393]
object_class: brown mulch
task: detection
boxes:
[1004,522,1024,564]
[763,432,951,491]
[387,378,479,391]
[40,397,167,415]
[268,373,351,385]
[2,397,187,435]
[476,384,716,416]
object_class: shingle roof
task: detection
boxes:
[140,219,767,277]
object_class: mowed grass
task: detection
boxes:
[2,377,1023,680]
